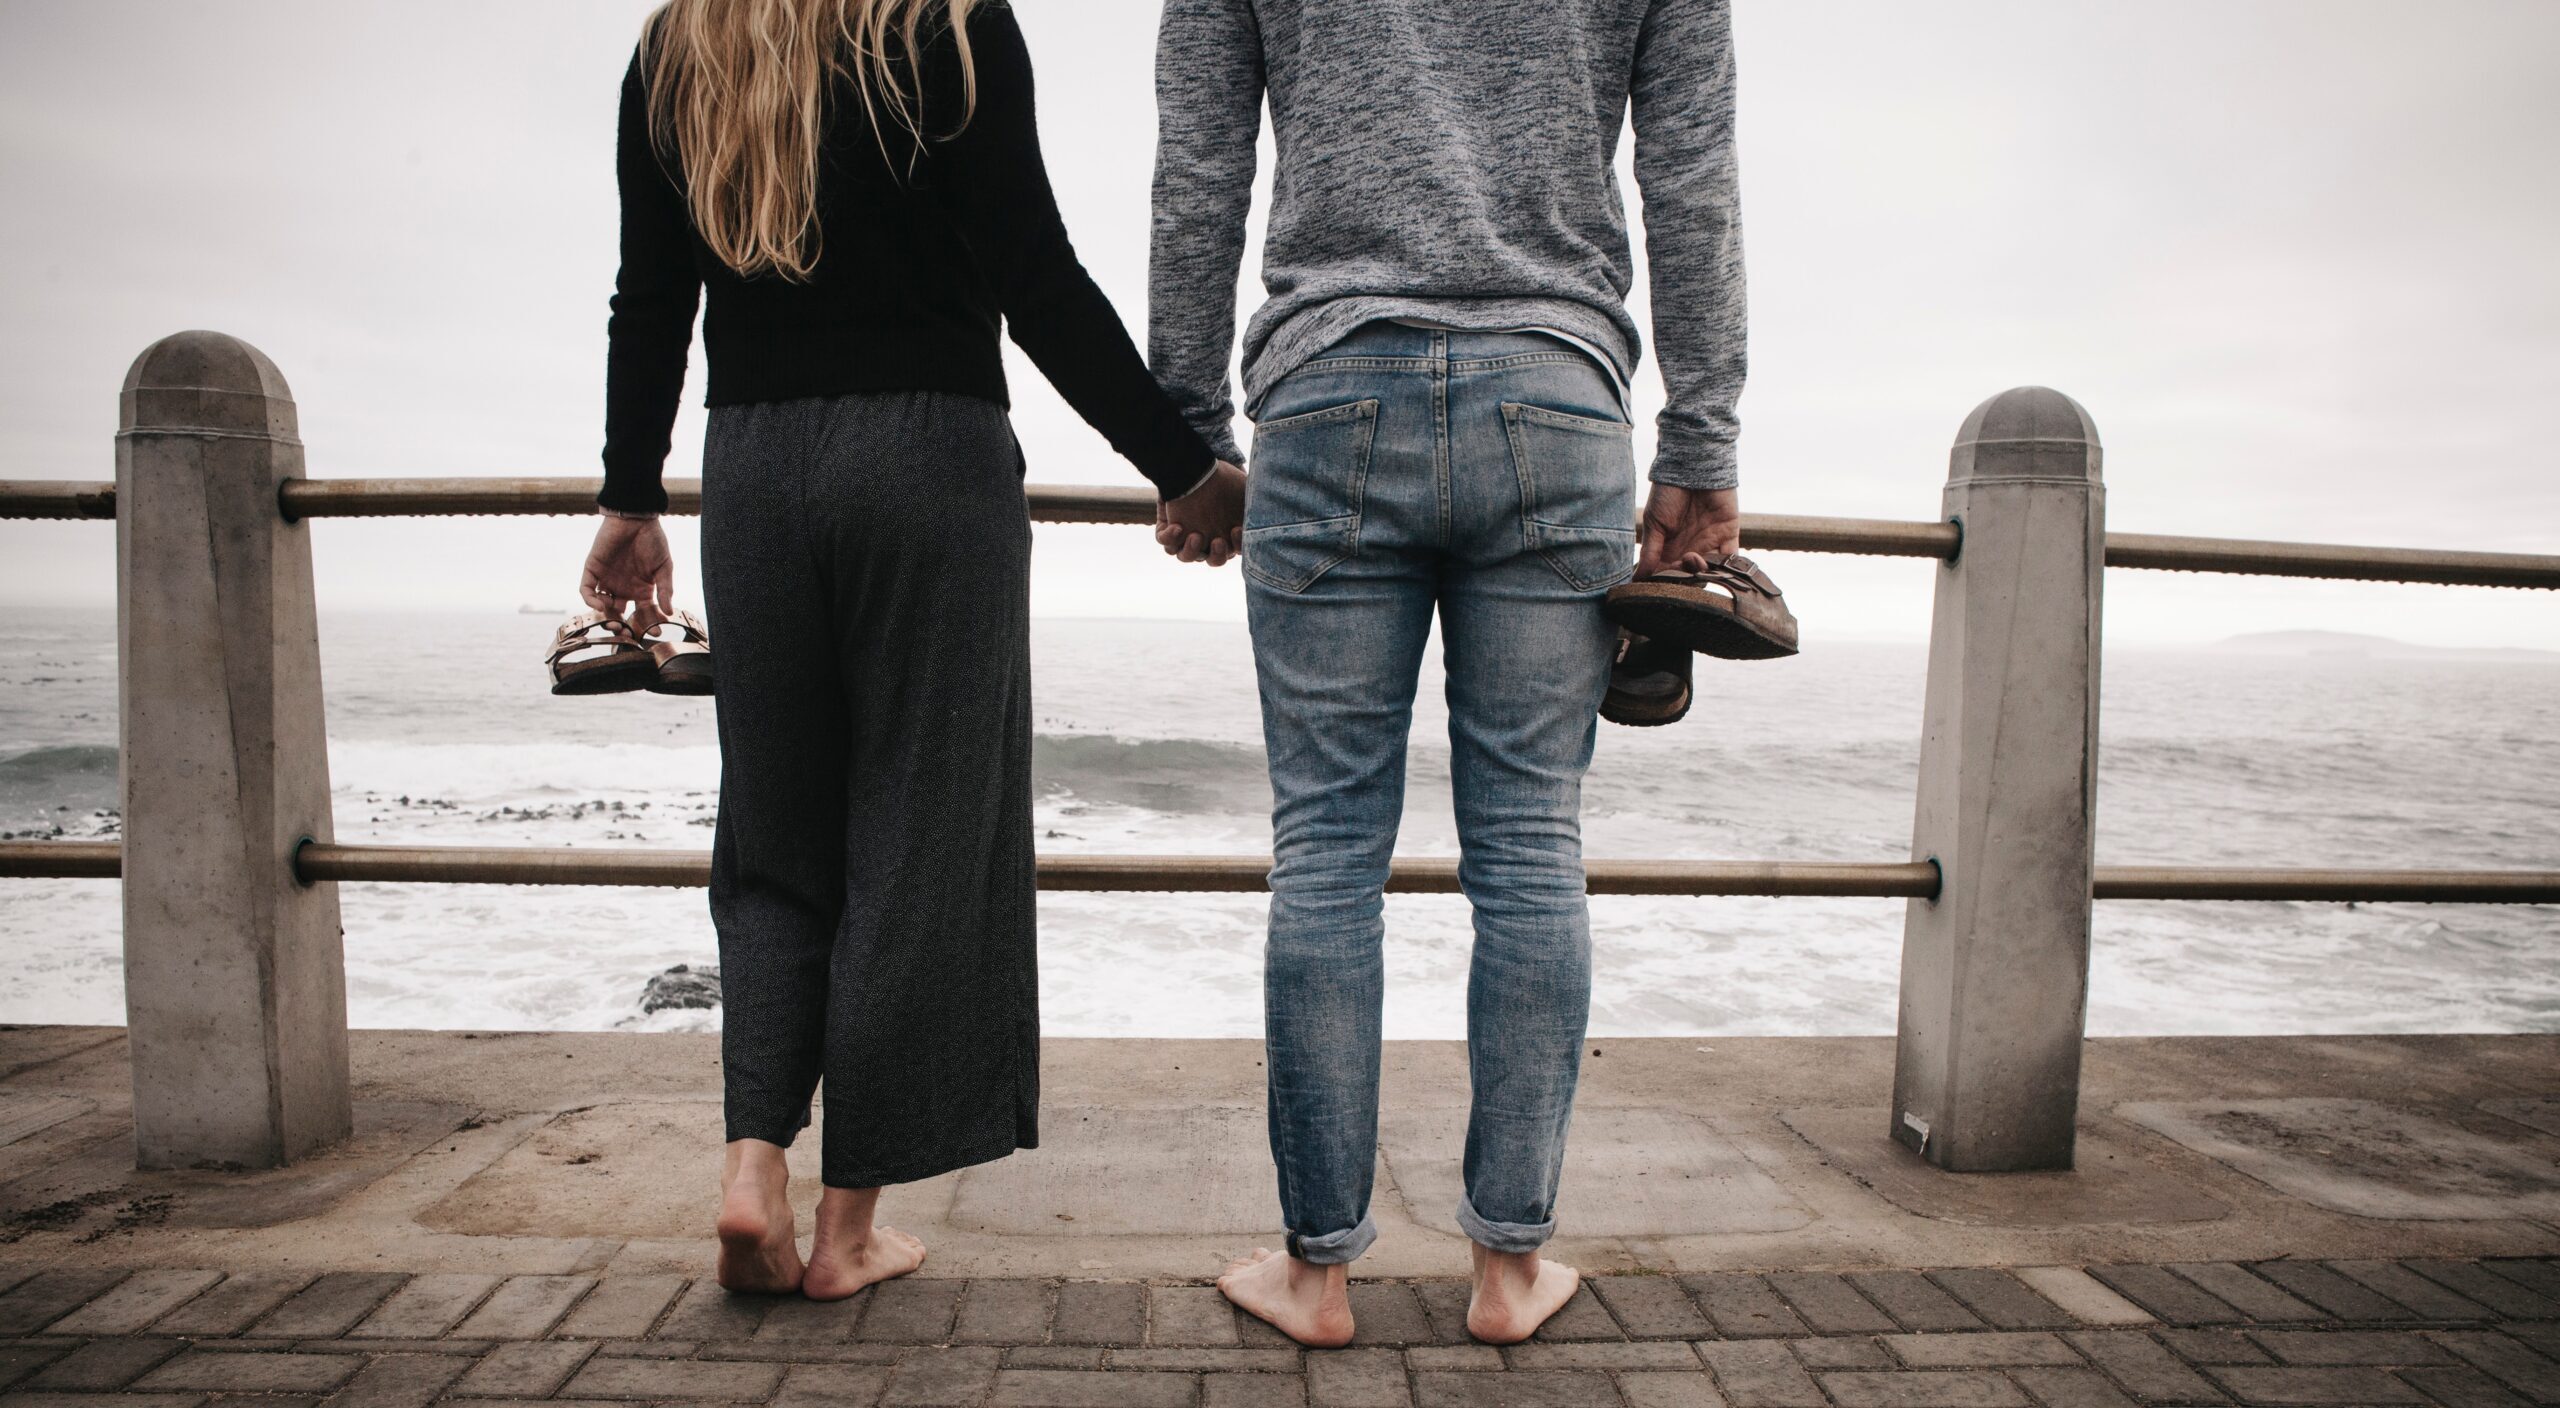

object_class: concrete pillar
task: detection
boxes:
[1891,387,2104,1172]
[116,331,350,1169]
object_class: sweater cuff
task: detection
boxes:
[597,474,670,517]
[1646,431,1740,493]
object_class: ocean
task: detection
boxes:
[1,607,2553,1038]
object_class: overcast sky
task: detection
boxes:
[2,0,2555,646]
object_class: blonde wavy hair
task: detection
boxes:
[643,0,981,281]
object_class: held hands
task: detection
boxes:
[1638,484,1742,578]
[581,513,677,635]
[1154,460,1248,568]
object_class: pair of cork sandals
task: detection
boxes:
[546,609,714,697]
[1602,550,1799,727]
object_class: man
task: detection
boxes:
[1149,0,1746,1346]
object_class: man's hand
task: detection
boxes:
[581,514,676,635]
[1155,461,1247,568]
[1637,484,1742,578]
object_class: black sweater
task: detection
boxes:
[600,4,1215,513]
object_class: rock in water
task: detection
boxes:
[641,964,721,1013]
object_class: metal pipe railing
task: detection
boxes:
[14,476,2559,585]
[7,840,2556,904]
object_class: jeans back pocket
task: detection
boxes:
[1244,399,1379,594]
[1501,402,1638,592]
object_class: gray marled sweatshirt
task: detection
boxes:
[1149,0,1745,490]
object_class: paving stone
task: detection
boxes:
[1619,1374,1730,1408]
[324,1353,469,1408]
[2011,1368,2141,1408]
[1684,1275,1808,1338]
[453,1342,598,1398]
[1850,1273,1985,1333]
[1796,1339,1893,1371]
[2405,1267,2560,1324]
[28,1338,185,1391]
[2011,1271,2154,1329]
[1405,1349,1502,1372]
[49,1272,222,1337]
[1151,1287,1242,1348]
[0,1394,209,1408]
[152,1274,313,1337]
[2426,1333,2559,1403]
[1412,1371,1617,1406]
[1771,1280,1894,1331]
[1930,1271,2076,1331]
[2250,1335,2451,1368]
[956,1282,1053,1346]
[700,1343,901,1365]
[593,1341,691,1359]
[854,1281,959,1344]
[1592,1277,1712,1341]
[2508,1331,2560,1365]
[2161,1331,2275,1365]
[2402,1367,2534,1408]
[1004,1349,1102,1370]
[2479,1262,2560,1303]
[1524,1284,1621,1343]
[1204,1373,1308,1408]
[2086,1267,2242,1327]
[1823,1372,2031,1408]
[1307,1347,1409,1407]
[1347,1285,1436,1347]
[2169,1267,2325,1325]
[2249,1267,2412,1325]
[2063,1331,2226,1404]
[1695,1340,1825,1408]
[1,1345,70,1392]
[453,1277,593,1340]
[1115,1350,1300,1373]
[879,1346,998,1407]
[755,1291,869,1343]
[254,1274,409,1341]
[1050,1283,1144,1347]
[2327,1266,2493,1324]
[1885,1333,2080,1368]
[772,1363,891,1408]
[1506,1341,1697,1370]
[349,1275,502,1339]
[561,1357,787,1401]
[989,1369,1197,1406]
[0,1270,133,1335]
[313,1339,492,1356]
[557,1278,687,1340]
[135,1352,361,1394]
[2207,1367,2428,1405]
[654,1280,774,1341]
[1410,1284,1476,1346]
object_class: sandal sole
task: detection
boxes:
[550,657,657,696]
[1606,587,1798,661]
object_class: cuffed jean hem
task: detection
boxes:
[1457,1195,1556,1255]
[1285,1215,1379,1266]
[724,1101,815,1149]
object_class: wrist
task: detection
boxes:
[600,506,661,523]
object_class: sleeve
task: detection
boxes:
[1631,0,1747,491]
[1146,0,1265,469]
[599,47,704,516]
[926,5,1218,499]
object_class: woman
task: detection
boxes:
[578,0,1244,1298]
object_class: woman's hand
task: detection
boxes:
[1155,461,1247,568]
[1637,485,1743,578]
[581,513,676,634]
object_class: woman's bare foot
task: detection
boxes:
[801,1186,927,1301]
[1467,1242,1582,1345]
[1217,1247,1354,1348]
[715,1139,804,1294]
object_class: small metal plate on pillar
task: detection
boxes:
[1383,1106,1812,1237]
[951,1105,1280,1235]
[2117,1098,2560,1221]
[2480,1098,2560,1141]
[1781,1107,2228,1226]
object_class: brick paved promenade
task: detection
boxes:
[3,1258,2556,1408]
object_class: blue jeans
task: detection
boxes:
[1244,322,1636,1263]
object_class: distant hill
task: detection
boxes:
[2210,630,2560,663]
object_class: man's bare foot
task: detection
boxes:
[715,1139,803,1294]
[802,1186,927,1301]
[1467,1242,1582,1345]
[1217,1247,1354,1348]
